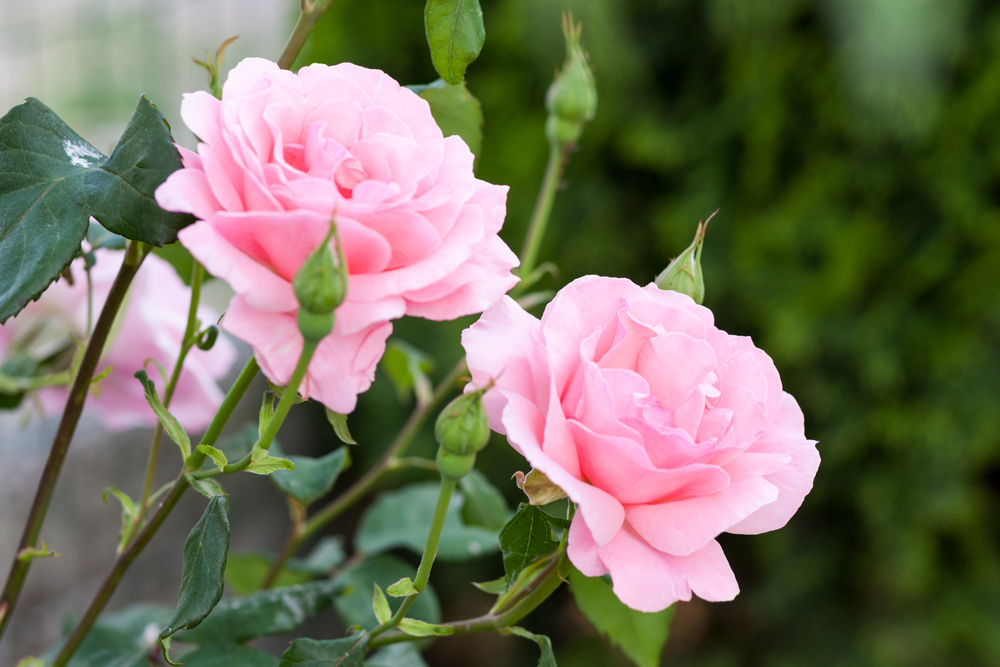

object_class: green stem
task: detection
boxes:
[134,263,204,537]
[277,0,336,70]
[517,145,566,289]
[0,240,148,644]
[371,476,457,637]
[258,340,317,452]
[185,355,260,472]
[50,475,191,667]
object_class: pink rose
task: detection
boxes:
[155,58,519,413]
[463,276,820,612]
[0,249,237,432]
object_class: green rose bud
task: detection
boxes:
[293,222,348,342]
[435,387,491,456]
[545,13,597,148]
[436,447,477,481]
[654,213,714,304]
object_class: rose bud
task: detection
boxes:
[435,387,491,457]
[545,14,597,148]
[655,214,713,304]
[436,447,477,481]
[293,225,347,342]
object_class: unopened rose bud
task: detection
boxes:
[293,223,347,342]
[436,447,477,481]
[545,13,597,148]
[435,387,491,457]
[655,214,714,304]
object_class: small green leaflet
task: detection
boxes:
[418,80,484,159]
[504,626,557,667]
[102,486,139,553]
[16,538,60,563]
[15,658,46,667]
[135,370,191,460]
[189,477,226,499]
[279,633,369,667]
[379,339,434,406]
[372,584,391,624]
[334,556,441,628]
[499,504,564,586]
[270,447,350,505]
[0,96,194,322]
[326,408,358,444]
[399,618,454,637]
[386,577,418,597]
[471,577,506,594]
[424,0,486,85]
[180,579,346,644]
[197,445,228,472]
[459,469,511,531]
[568,569,675,667]
[159,495,230,644]
[245,455,295,475]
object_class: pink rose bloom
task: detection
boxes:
[0,249,237,432]
[155,58,519,413]
[463,276,820,612]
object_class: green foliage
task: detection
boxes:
[270,447,350,506]
[160,496,230,643]
[135,370,191,460]
[499,503,564,586]
[424,0,485,84]
[568,570,672,667]
[326,409,358,445]
[244,455,296,476]
[505,626,557,667]
[102,486,139,553]
[279,634,369,667]
[459,469,511,530]
[0,96,192,321]
[224,538,344,594]
[365,644,428,667]
[372,584,391,624]
[416,80,484,159]
[398,618,454,637]
[380,340,434,405]
[179,644,278,667]
[355,482,499,560]
[386,577,419,597]
[334,556,441,628]
[179,580,345,644]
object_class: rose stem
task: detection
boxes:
[277,0,336,70]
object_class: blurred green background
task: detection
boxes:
[295,0,1000,666]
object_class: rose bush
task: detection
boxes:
[463,276,820,612]
[0,249,237,431]
[155,58,519,413]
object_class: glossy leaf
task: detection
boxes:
[326,408,358,444]
[159,495,230,642]
[499,504,561,586]
[0,96,193,321]
[459,470,510,531]
[135,370,191,460]
[279,633,369,667]
[270,447,350,505]
[505,626,557,667]
[418,81,483,159]
[355,482,498,561]
[424,0,485,85]
[180,644,279,667]
[180,579,345,644]
[568,569,674,667]
[334,556,440,628]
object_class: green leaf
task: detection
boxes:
[325,408,358,444]
[385,577,418,597]
[102,486,139,554]
[152,242,198,285]
[214,422,281,464]
[269,447,350,506]
[0,96,194,322]
[86,219,127,250]
[499,504,561,586]
[419,81,484,159]
[42,626,148,667]
[259,390,277,438]
[424,0,485,85]
[355,482,499,561]
[16,658,46,667]
[568,569,674,667]
[365,643,428,667]
[459,470,510,531]
[504,627,557,667]
[179,644,279,667]
[334,556,440,628]
[197,445,228,473]
[17,538,60,562]
[93,602,172,638]
[180,579,345,644]
[302,536,347,573]
[398,618,454,637]
[160,495,230,642]
[245,456,295,475]
[280,633,369,667]
[372,584,391,624]
[225,551,315,595]
[135,370,191,460]
[471,577,506,594]
[379,340,434,405]
[189,477,226,499]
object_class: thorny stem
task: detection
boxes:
[0,240,149,645]
[277,0,336,70]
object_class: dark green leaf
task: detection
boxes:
[471,577,506,594]
[419,81,483,159]
[379,340,434,405]
[0,96,193,321]
[355,482,498,561]
[180,579,345,644]
[568,569,674,667]
[160,495,230,641]
[96,603,172,639]
[424,0,485,85]
[301,536,347,573]
[224,551,315,595]
[180,644,279,667]
[152,242,198,285]
[279,633,369,667]
[86,219,126,249]
[499,504,561,586]
[459,470,510,531]
[42,626,147,667]
[398,618,454,637]
[270,447,350,506]
[505,627,557,667]
[334,556,440,628]
[325,408,358,444]
[135,370,191,460]
[365,643,428,667]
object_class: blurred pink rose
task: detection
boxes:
[0,249,237,432]
[463,276,820,612]
[155,58,519,413]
